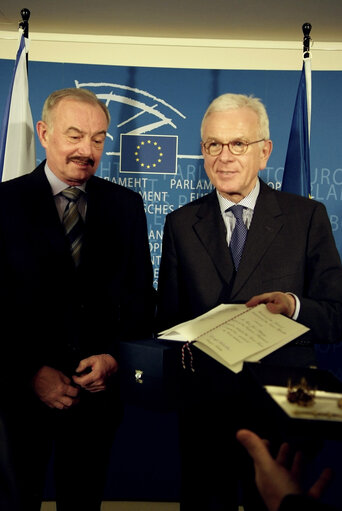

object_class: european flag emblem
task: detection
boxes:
[120,134,177,174]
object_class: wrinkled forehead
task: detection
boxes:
[47,98,108,126]
[202,108,261,140]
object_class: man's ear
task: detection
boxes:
[36,121,49,149]
[259,139,273,170]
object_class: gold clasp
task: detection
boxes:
[135,369,144,384]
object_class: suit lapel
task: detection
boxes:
[82,176,118,266]
[84,176,103,225]
[193,191,235,286]
[231,181,284,297]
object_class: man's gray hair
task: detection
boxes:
[42,88,110,127]
[201,93,270,140]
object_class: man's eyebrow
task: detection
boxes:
[205,136,248,142]
[93,130,107,137]
[65,127,107,136]
[204,137,226,142]
[65,126,82,134]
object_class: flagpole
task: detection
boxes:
[19,8,31,38]
[302,22,312,59]
[281,23,312,197]
[19,8,31,69]
[302,23,312,143]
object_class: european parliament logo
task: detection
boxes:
[120,134,178,175]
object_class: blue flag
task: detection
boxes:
[0,30,35,182]
[281,58,311,197]
[120,134,177,174]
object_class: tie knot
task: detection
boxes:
[229,204,245,220]
[61,187,83,203]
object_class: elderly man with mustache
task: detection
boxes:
[0,88,155,511]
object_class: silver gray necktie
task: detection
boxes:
[61,187,84,267]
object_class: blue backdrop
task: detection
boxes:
[1,63,342,279]
[1,62,342,281]
[1,60,341,375]
[1,60,342,503]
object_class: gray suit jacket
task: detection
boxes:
[157,180,342,364]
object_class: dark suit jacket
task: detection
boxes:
[0,161,155,387]
[157,180,342,363]
[278,494,337,511]
[0,415,18,511]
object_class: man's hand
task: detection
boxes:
[236,429,332,511]
[246,292,296,318]
[72,354,118,393]
[32,366,80,410]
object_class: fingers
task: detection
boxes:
[290,451,305,483]
[32,366,81,409]
[275,442,291,467]
[308,468,333,500]
[65,383,79,397]
[73,372,106,392]
[74,357,96,388]
[73,354,118,392]
[246,293,269,307]
[74,357,93,374]
[51,383,80,409]
[266,302,284,314]
[246,292,282,312]
[236,429,273,468]
[45,389,80,410]
[73,369,96,388]
[53,394,80,410]
[246,292,294,317]
[85,383,106,393]
[73,367,105,391]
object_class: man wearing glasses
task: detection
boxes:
[157,93,342,510]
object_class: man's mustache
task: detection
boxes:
[68,157,95,167]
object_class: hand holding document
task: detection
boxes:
[158,304,309,373]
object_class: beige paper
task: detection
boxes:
[159,304,309,373]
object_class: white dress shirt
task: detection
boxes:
[44,163,87,222]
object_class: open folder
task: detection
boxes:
[158,304,309,373]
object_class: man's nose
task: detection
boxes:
[219,144,235,161]
[77,137,92,155]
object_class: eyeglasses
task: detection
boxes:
[202,138,265,156]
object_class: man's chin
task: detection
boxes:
[64,171,92,186]
[67,164,96,183]
[217,187,242,201]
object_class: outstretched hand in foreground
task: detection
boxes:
[236,429,333,511]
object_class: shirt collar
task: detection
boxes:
[217,178,260,214]
[44,163,87,196]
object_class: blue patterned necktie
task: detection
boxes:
[61,187,84,267]
[229,205,248,270]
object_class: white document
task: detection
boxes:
[158,304,310,373]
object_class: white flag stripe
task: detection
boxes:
[1,30,35,182]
